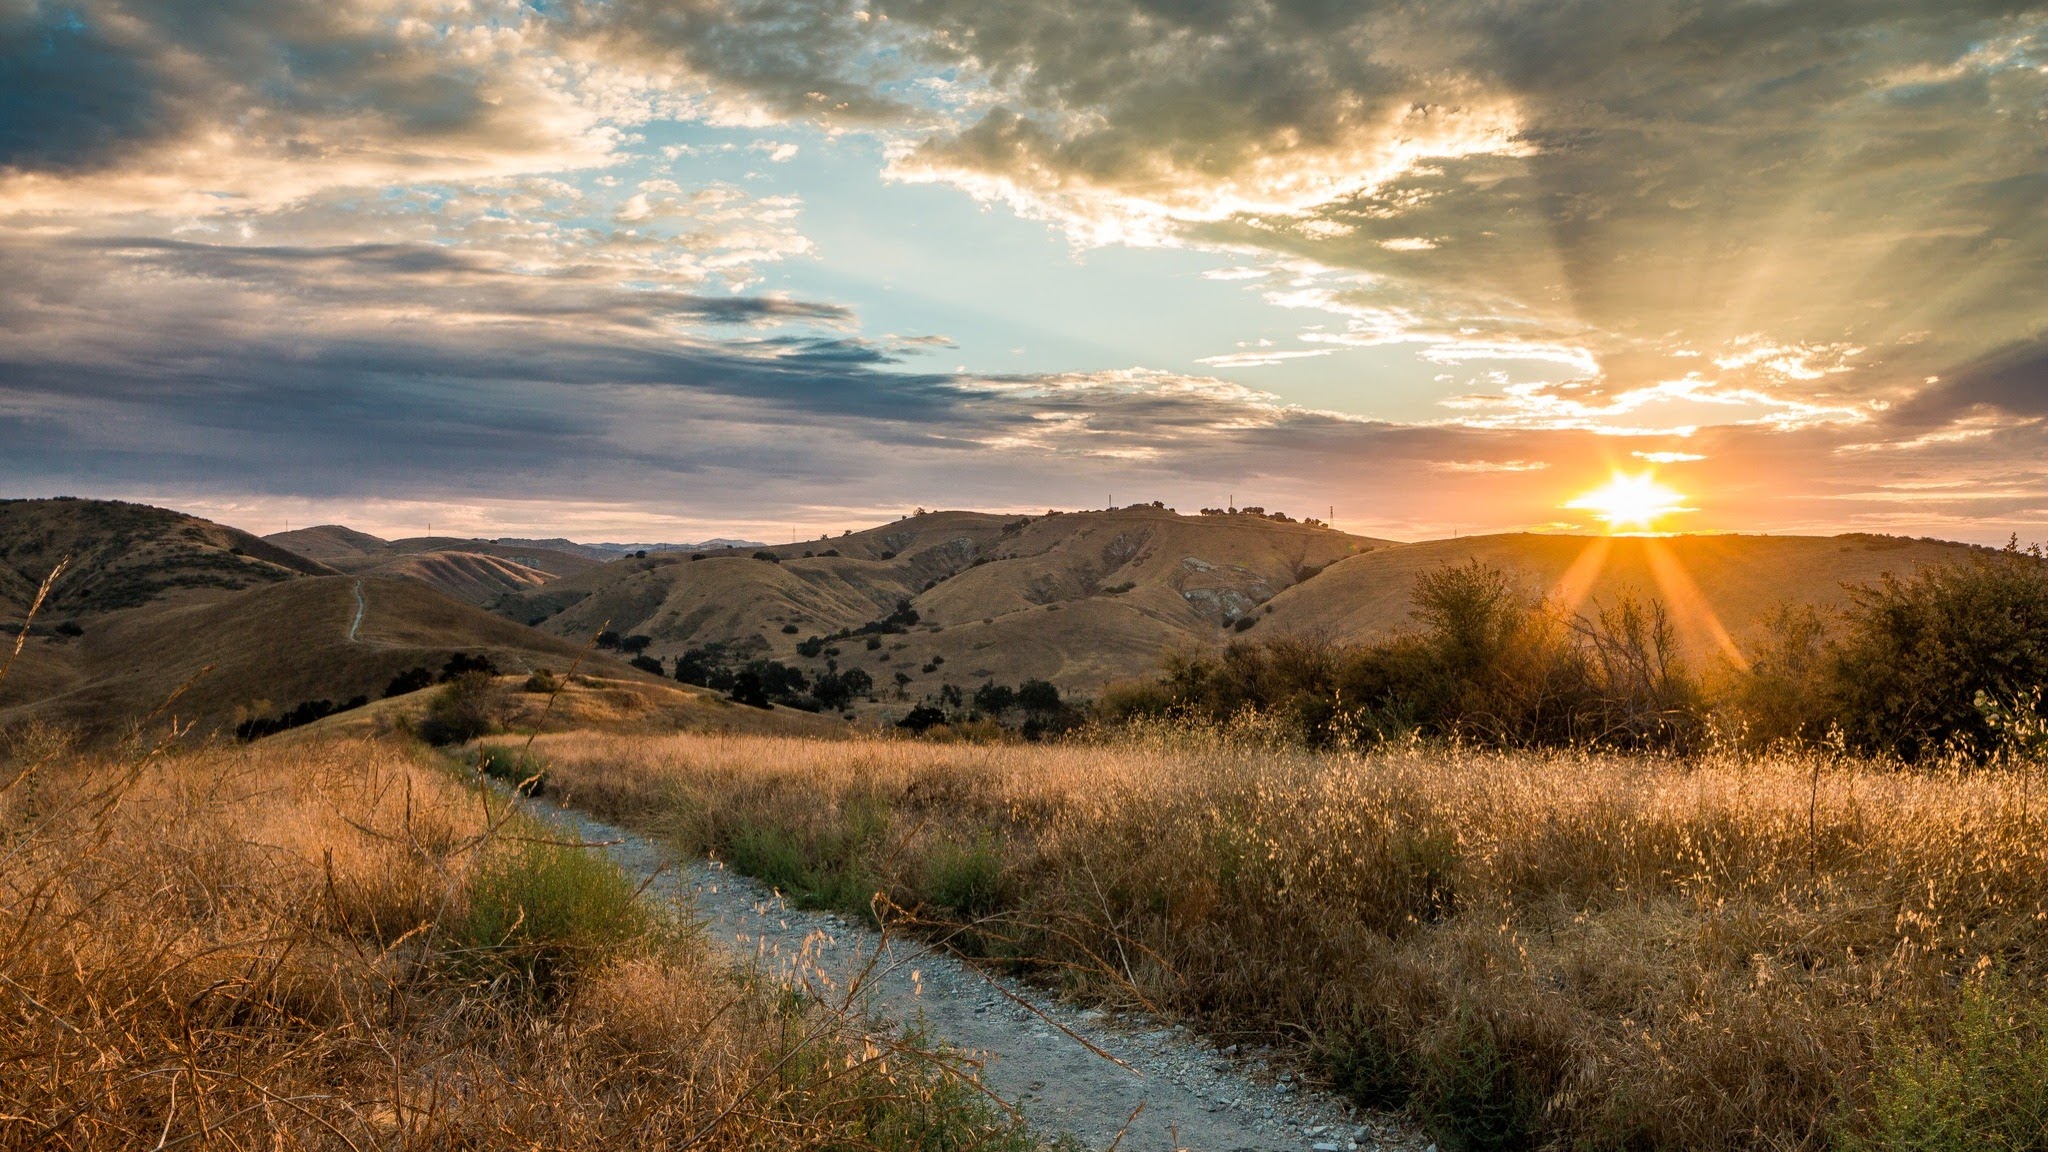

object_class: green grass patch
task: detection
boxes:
[475,743,549,796]
[454,834,650,994]
[721,798,892,921]
[1844,981,2048,1151]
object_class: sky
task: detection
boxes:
[2,0,2045,544]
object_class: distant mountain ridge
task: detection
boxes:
[263,526,605,603]
[492,537,770,561]
[492,506,1391,697]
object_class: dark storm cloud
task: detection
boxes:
[0,5,167,171]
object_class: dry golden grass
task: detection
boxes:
[531,729,2048,1150]
[0,734,1035,1151]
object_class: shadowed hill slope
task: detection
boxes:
[0,575,670,741]
[495,506,1391,694]
[2,498,334,620]
[1259,531,1993,661]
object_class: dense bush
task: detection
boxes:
[385,666,434,698]
[1823,541,2048,760]
[235,695,370,741]
[416,672,498,746]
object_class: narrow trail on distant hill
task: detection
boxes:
[529,795,1424,1152]
[348,580,366,642]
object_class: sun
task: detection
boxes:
[1567,471,1691,534]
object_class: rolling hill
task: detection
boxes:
[0,500,697,742]
[1257,531,1992,664]
[265,525,605,603]
[494,506,1391,695]
[2,498,333,619]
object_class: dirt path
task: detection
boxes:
[347,580,366,642]
[530,795,1427,1152]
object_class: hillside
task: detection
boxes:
[0,499,726,742]
[265,525,605,603]
[1,498,333,620]
[0,575,666,740]
[1259,531,1991,663]
[495,506,1390,695]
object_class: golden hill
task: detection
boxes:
[1258,531,1991,662]
[496,506,1390,694]
[266,525,605,603]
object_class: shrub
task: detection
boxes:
[898,705,947,733]
[752,550,781,563]
[781,623,799,634]
[416,672,497,746]
[629,654,664,676]
[1233,615,1256,632]
[54,620,82,637]
[522,669,560,693]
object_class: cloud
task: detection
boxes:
[855,0,2048,432]
[0,0,638,216]
[3,0,2046,544]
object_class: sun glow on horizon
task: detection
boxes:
[1567,471,1692,534]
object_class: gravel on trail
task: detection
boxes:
[529,794,1429,1152]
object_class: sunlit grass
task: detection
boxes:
[535,727,2048,1150]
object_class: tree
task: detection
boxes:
[728,669,770,708]
[1017,678,1062,714]
[1826,542,2048,760]
[385,666,433,698]
[972,682,1016,714]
